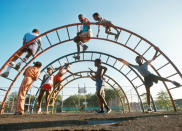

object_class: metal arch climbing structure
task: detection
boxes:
[45,71,129,114]
[30,51,157,113]
[0,23,181,114]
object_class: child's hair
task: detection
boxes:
[33,61,42,67]
[78,14,83,18]
[32,29,39,33]
[95,59,101,64]
[135,56,143,62]
[47,67,53,71]
[93,12,99,17]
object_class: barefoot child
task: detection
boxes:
[1,29,42,78]
[73,14,93,60]
[93,12,120,40]
[117,47,180,112]
[89,59,111,114]
[15,61,42,115]
[36,67,54,114]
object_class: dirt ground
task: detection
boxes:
[0,112,182,131]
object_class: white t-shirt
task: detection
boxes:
[132,62,152,77]
[23,32,41,46]
[43,74,54,85]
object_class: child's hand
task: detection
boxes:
[154,46,159,51]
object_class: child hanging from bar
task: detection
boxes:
[117,46,181,112]
[15,61,42,115]
[73,14,93,60]
[1,29,42,78]
[36,67,54,114]
[89,59,111,114]
[93,12,120,41]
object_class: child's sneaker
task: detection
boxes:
[105,108,112,114]
[82,45,88,52]
[73,55,80,60]
[1,72,9,78]
[14,63,21,71]
[172,81,181,87]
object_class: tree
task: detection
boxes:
[155,90,172,111]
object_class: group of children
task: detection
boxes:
[1,12,181,115]
[73,13,120,60]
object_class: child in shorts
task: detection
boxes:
[93,12,120,40]
[73,14,93,60]
[1,29,41,78]
[36,67,54,114]
[89,59,111,114]
[117,46,181,112]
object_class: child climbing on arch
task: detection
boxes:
[92,12,120,41]
[117,46,181,112]
[73,14,93,60]
[51,63,81,106]
[89,59,111,114]
[36,67,54,114]
[1,29,42,78]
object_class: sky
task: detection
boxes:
[0,0,182,103]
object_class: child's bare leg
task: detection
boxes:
[157,76,180,86]
[105,27,117,36]
[96,93,104,111]
[146,87,151,107]
[37,89,44,113]
[45,90,50,113]
[97,90,109,109]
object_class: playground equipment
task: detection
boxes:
[0,23,181,114]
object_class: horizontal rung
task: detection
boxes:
[131,76,138,82]
[157,62,169,71]
[136,84,144,88]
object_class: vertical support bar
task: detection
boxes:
[66,27,70,40]
[125,34,132,45]
[46,35,52,46]
[56,30,61,42]
[134,39,142,50]
[142,46,152,56]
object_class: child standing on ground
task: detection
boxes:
[89,59,111,114]
[36,67,54,114]
[15,61,42,115]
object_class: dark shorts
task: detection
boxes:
[96,78,104,91]
[144,74,159,87]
